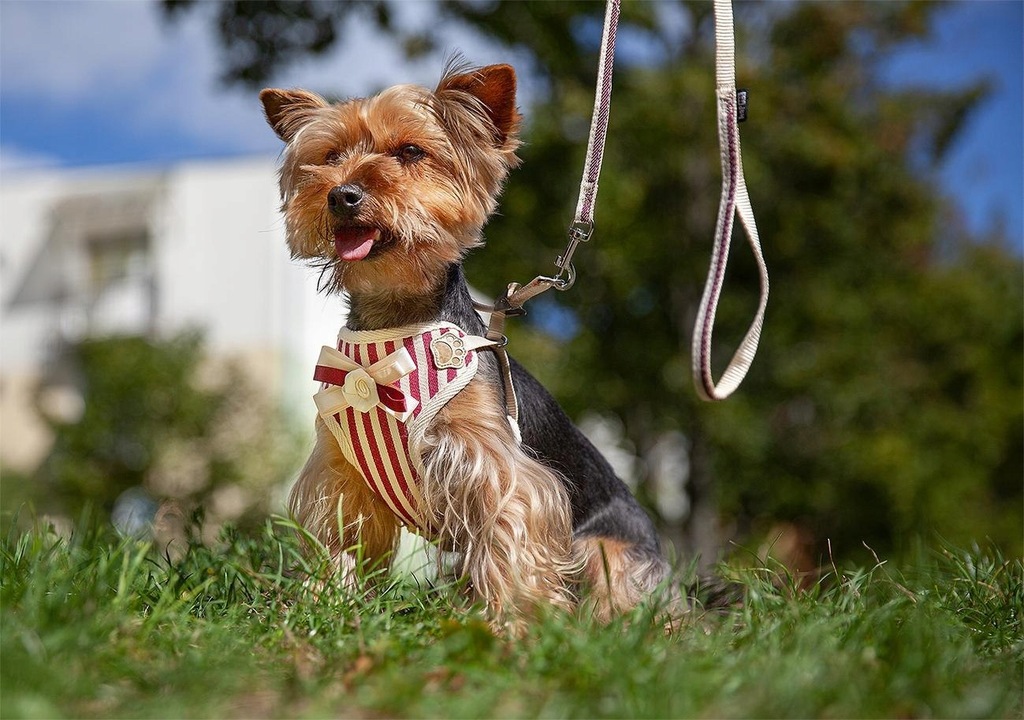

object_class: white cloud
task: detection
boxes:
[0,0,166,103]
[0,0,281,155]
[0,145,61,174]
[0,0,530,164]
[130,10,276,153]
[273,5,542,109]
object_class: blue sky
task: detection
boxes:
[0,1,1020,250]
[881,1,1022,249]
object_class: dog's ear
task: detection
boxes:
[437,64,521,145]
[260,88,328,143]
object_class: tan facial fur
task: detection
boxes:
[261,64,521,299]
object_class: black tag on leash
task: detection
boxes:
[737,89,749,122]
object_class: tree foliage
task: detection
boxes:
[166,0,1023,563]
[162,0,392,87]
[34,332,302,532]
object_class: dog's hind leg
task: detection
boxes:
[574,534,678,623]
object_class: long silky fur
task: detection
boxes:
[419,376,578,626]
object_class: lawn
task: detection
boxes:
[2,515,1021,719]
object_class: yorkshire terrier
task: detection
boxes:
[261,62,673,628]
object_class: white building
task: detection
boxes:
[0,156,347,472]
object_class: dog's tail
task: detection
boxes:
[686,574,746,611]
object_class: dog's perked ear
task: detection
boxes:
[436,64,521,146]
[260,88,329,143]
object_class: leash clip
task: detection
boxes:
[553,220,593,291]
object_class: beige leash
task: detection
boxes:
[481,0,767,416]
[692,0,769,401]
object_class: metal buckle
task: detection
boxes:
[483,330,509,348]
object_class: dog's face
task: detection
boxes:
[261,64,521,296]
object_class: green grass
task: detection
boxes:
[2,513,1021,719]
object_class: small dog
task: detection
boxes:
[261,62,673,628]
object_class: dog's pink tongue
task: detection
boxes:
[334,228,379,262]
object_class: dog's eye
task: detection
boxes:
[324,149,340,165]
[396,144,426,164]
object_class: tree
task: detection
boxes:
[168,1,1023,564]
[34,332,302,536]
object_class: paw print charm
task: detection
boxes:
[431,332,468,369]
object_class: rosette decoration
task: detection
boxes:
[312,345,418,422]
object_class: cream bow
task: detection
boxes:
[312,345,418,422]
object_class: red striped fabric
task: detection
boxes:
[322,325,479,534]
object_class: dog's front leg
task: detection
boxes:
[419,378,578,628]
[289,418,401,588]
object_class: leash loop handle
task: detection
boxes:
[692,0,769,401]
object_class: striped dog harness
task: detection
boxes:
[312,323,500,533]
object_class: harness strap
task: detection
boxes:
[691,0,769,401]
[474,301,521,436]
[494,348,521,442]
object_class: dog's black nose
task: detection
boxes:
[328,184,365,216]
